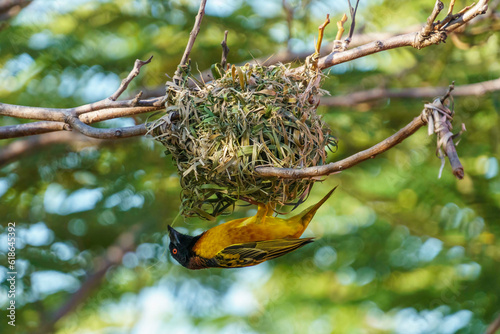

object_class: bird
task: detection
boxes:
[167,187,336,269]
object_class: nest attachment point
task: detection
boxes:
[147,62,336,220]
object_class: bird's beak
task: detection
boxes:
[167,225,181,244]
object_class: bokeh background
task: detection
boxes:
[1,0,499,333]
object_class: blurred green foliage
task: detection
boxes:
[0,0,499,333]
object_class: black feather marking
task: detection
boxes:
[214,238,314,268]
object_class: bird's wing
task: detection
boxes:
[214,238,314,268]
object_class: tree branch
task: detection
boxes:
[66,117,146,139]
[0,1,492,142]
[140,26,423,97]
[0,101,162,122]
[309,0,490,71]
[0,121,69,139]
[0,105,159,139]
[3,73,498,139]
[255,114,427,179]
[0,0,32,22]
[321,77,500,107]
[0,103,67,122]
[144,2,496,99]
[0,57,162,139]
[256,87,465,180]
[487,313,500,334]
[37,225,140,334]
[180,0,489,87]
[0,132,101,166]
[79,106,160,123]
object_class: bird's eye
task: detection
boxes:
[172,248,178,255]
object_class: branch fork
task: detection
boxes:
[0,55,159,139]
[413,0,489,49]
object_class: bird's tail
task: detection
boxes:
[297,186,337,228]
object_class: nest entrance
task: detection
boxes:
[148,63,335,220]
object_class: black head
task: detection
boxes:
[167,225,199,268]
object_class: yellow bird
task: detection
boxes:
[168,187,336,269]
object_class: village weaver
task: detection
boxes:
[168,187,336,269]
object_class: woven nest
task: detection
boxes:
[147,62,336,220]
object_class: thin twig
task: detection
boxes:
[346,0,360,42]
[109,55,153,101]
[445,2,489,31]
[422,0,445,38]
[316,14,331,54]
[255,115,427,179]
[448,0,457,15]
[335,14,348,41]
[220,30,229,70]
[173,0,207,83]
